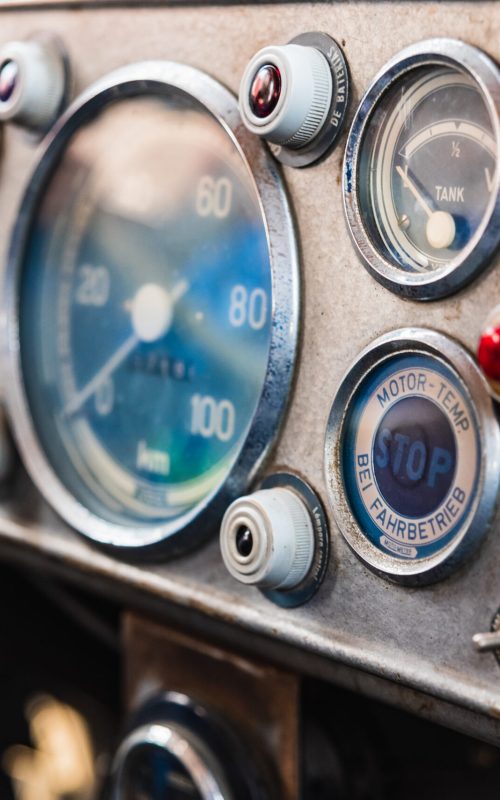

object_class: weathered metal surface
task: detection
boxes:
[0,0,497,742]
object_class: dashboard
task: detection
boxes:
[0,2,498,797]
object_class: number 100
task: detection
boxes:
[190,394,235,442]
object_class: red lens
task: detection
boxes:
[0,60,18,103]
[477,325,500,382]
[249,64,281,119]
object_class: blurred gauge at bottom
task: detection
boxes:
[110,694,268,800]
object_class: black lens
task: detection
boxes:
[235,525,254,557]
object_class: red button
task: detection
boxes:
[477,325,500,382]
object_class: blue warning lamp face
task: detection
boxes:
[342,354,480,561]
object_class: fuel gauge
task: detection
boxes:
[344,40,499,299]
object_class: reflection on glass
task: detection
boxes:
[121,744,202,800]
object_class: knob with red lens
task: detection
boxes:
[239,43,332,148]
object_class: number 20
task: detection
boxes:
[75,265,110,306]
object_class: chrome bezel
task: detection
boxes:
[3,61,299,556]
[112,722,231,800]
[343,39,500,300]
[324,328,500,585]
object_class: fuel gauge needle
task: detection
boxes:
[396,165,433,217]
[396,165,456,250]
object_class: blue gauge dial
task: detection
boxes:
[341,353,480,562]
[18,90,275,532]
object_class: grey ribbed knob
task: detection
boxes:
[239,43,332,149]
[220,487,315,590]
[0,39,66,130]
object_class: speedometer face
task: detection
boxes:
[344,40,499,298]
[7,65,298,552]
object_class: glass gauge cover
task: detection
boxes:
[344,40,499,299]
[5,63,298,553]
[324,329,500,585]
[341,353,480,562]
[118,740,203,800]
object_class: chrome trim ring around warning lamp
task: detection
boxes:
[324,329,500,585]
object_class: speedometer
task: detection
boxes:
[4,63,298,555]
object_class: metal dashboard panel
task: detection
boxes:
[0,1,498,739]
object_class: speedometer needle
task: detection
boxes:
[396,164,456,250]
[63,279,189,417]
[63,333,138,417]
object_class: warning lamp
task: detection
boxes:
[239,43,332,148]
[477,309,500,397]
